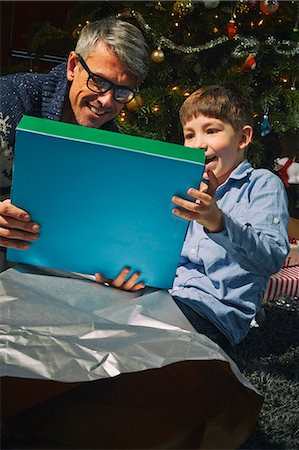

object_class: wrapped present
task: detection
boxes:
[263,266,299,301]
[284,238,299,267]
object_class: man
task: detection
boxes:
[0,17,149,256]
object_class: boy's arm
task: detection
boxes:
[172,170,289,277]
[205,174,289,276]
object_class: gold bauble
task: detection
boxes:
[173,1,194,16]
[125,94,143,111]
[151,47,165,63]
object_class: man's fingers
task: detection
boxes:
[0,237,31,250]
[0,227,39,242]
[0,199,31,222]
[0,215,40,232]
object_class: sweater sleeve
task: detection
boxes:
[0,72,42,198]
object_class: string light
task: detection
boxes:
[116,9,298,58]
[151,105,160,113]
[233,36,299,58]
[119,111,127,122]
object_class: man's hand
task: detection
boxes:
[0,199,40,249]
[172,170,224,233]
[95,267,145,292]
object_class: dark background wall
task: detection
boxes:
[1,1,75,72]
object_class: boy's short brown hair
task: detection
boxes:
[179,85,254,131]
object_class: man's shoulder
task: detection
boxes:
[1,62,67,94]
[1,70,45,88]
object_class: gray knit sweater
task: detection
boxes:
[0,62,118,198]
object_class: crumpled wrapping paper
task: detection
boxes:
[1,265,264,449]
[0,265,255,393]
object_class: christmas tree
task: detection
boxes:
[10,0,299,170]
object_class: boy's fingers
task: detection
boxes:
[111,267,131,288]
[122,272,144,291]
[206,170,219,197]
[130,282,146,291]
[172,208,197,221]
[95,269,144,291]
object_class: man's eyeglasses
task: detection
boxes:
[77,54,138,104]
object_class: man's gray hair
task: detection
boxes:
[75,17,149,83]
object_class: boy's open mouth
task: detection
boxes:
[205,155,217,164]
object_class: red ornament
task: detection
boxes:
[226,19,237,38]
[260,1,279,15]
[238,54,257,72]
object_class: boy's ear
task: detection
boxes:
[66,51,79,82]
[239,125,253,150]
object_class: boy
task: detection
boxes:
[99,85,289,354]
[169,85,289,352]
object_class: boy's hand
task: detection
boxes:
[172,170,224,233]
[95,267,145,292]
[0,199,40,249]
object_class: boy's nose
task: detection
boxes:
[198,142,208,151]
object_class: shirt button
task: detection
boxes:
[273,217,280,224]
[190,248,196,255]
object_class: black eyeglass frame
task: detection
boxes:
[77,54,138,104]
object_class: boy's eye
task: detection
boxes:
[207,129,218,134]
[184,133,194,140]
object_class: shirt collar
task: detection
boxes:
[228,160,253,180]
[216,160,253,194]
[220,160,253,186]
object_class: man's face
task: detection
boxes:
[66,41,138,128]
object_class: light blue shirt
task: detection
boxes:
[169,160,290,345]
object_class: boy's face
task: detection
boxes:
[182,114,251,184]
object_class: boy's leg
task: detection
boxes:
[172,297,235,358]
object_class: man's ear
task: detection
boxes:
[66,51,79,82]
[239,125,253,150]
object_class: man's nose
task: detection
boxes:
[96,89,114,108]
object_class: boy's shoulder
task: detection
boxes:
[231,161,285,192]
[248,165,286,192]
